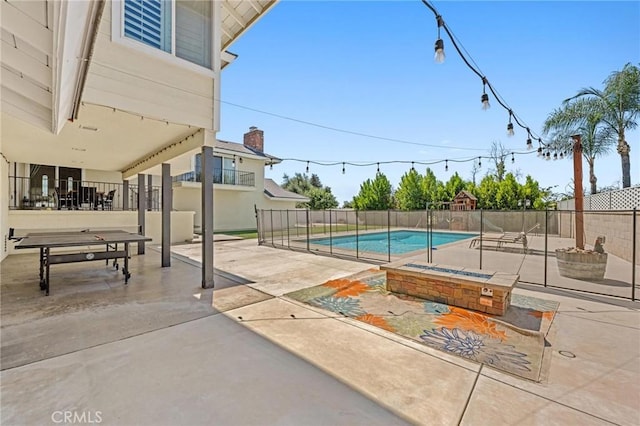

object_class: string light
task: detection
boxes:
[507,110,515,137]
[559,151,564,159]
[411,161,415,171]
[421,1,548,154]
[478,157,482,168]
[481,77,490,110]
[511,152,515,164]
[232,156,236,167]
[270,163,273,170]
[434,15,445,63]
[306,161,309,173]
[445,159,448,172]
[377,162,380,173]
[342,162,345,174]
[553,152,558,160]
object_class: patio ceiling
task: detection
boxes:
[2,103,199,175]
[220,0,278,51]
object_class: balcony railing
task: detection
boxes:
[8,176,162,211]
[172,168,255,187]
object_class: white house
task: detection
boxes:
[173,126,309,233]
[0,0,278,287]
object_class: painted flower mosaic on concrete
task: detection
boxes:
[285,269,558,381]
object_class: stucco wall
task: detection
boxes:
[556,210,638,264]
[6,210,194,255]
[173,185,300,232]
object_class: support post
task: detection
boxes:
[137,173,145,255]
[632,208,637,301]
[147,174,153,211]
[123,180,129,210]
[479,209,483,270]
[306,209,310,251]
[544,208,549,287]
[201,146,214,288]
[572,135,585,250]
[161,163,171,267]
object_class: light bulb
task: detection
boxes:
[537,147,543,157]
[342,162,345,174]
[553,152,558,160]
[434,39,445,63]
[377,163,380,173]
[481,93,490,110]
[269,163,273,170]
[545,152,551,161]
[511,153,515,164]
[507,122,514,137]
[445,160,448,172]
[478,157,482,168]
[411,161,415,171]
[559,152,564,159]
[526,138,533,150]
[306,161,309,173]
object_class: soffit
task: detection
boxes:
[220,0,278,50]
[0,0,54,131]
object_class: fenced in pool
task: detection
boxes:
[310,230,475,255]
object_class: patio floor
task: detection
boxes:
[1,239,639,425]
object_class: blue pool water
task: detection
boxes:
[310,230,476,255]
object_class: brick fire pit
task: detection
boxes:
[380,261,519,316]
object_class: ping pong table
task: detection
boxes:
[12,229,152,296]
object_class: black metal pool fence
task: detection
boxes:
[256,208,638,301]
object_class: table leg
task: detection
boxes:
[44,247,50,296]
[123,242,131,283]
[39,247,45,289]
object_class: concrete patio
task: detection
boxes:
[1,238,639,425]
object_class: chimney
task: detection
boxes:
[243,126,264,152]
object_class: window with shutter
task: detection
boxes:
[124,0,171,53]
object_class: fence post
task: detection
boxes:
[356,209,359,259]
[270,210,274,247]
[479,209,483,270]
[632,208,637,301]
[544,208,549,287]
[323,210,326,235]
[387,209,391,262]
[286,209,290,249]
[306,209,310,251]
[329,209,333,255]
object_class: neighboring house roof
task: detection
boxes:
[454,190,478,201]
[263,179,310,202]
[215,139,281,164]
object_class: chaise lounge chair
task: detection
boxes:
[469,223,540,252]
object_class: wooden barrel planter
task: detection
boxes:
[556,249,608,280]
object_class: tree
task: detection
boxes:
[444,172,466,200]
[422,168,447,206]
[488,141,509,182]
[352,172,394,210]
[282,173,338,209]
[543,98,615,194]
[475,175,499,209]
[281,173,312,194]
[309,174,322,188]
[565,63,640,188]
[395,169,425,210]
[306,187,339,210]
[495,173,519,209]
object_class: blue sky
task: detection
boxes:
[217,0,640,205]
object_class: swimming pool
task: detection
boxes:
[310,230,476,255]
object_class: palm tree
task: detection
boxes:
[564,63,640,188]
[543,98,614,194]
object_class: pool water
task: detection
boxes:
[310,230,476,255]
